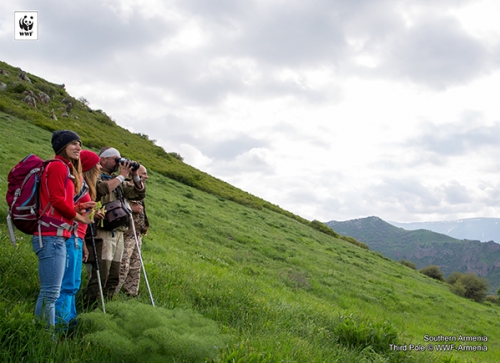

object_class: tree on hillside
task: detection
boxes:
[447,272,489,302]
[446,271,462,285]
[419,265,445,281]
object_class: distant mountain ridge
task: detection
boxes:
[326,216,500,293]
[388,218,500,243]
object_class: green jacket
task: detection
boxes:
[95,171,146,231]
[96,171,146,205]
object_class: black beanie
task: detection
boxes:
[51,130,81,154]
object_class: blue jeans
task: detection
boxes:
[55,236,83,325]
[32,235,67,327]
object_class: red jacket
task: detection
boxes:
[35,155,76,238]
[75,192,91,238]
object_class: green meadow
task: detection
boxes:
[0,60,499,362]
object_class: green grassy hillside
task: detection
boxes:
[1,62,500,362]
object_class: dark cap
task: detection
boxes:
[51,130,81,154]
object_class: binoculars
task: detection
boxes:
[115,157,140,171]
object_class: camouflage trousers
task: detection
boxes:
[115,232,142,297]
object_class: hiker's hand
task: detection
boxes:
[131,203,143,214]
[119,160,133,178]
[76,201,96,213]
[82,242,89,263]
[94,210,105,220]
[75,210,92,224]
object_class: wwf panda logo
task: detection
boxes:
[19,15,34,31]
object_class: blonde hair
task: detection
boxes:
[83,166,99,201]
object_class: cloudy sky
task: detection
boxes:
[3,0,500,223]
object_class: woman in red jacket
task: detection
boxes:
[55,149,101,327]
[33,130,93,328]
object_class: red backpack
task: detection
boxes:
[6,154,70,245]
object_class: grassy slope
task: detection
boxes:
[1,64,499,362]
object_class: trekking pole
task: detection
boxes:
[129,218,155,306]
[6,214,16,246]
[89,223,106,313]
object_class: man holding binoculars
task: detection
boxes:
[84,146,146,308]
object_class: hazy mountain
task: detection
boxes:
[388,218,500,243]
[326,216,500,293]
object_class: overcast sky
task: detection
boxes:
[3,0,500,223]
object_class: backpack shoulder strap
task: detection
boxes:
[39,158,73,215]
[43,159,73,184]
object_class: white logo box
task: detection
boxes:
[15,11,38,41]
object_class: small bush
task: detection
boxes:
[399,259,416,269]
[449,280,466,297]
[419,265,445,281]
[341,236,369,250]
[447,273,489,302]
[94,113,115,126]
[310,220,340,238]
[8,83,28,94]
[446,271,462,285]
[485,295,498,304]
[78,96,89,106]
[168,152,184,161]
[34,83,55,98]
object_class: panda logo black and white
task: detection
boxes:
[19,16,34,31]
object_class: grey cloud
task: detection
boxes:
[372,178,441,207]
[480,183,500,206]
[238,6,345,67]
[6,0,494,109]
[407,121,500,158]
[165,0,496,102]
[287,189,323,206]
[443,181,472,204]
[128,115,199,147]
[207,151,276,177]
[383,16,490,89]
[201,135,269,160]
[301,177,430,222]
[270,122,332,150]
[139,118,271,163]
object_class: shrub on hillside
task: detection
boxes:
[168,152,184,161]
[447,272,489,302]
[7,83,28,94]
[34,83,56,98]
[485,295,498,304]
[419,265,445,281]
[399,259,416,269]
[0,98,9,112]
[446,271,462,285]
[78,96,89,106]
[449,280,467,297]
[340,236,369,250]
[310,220,340,238]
